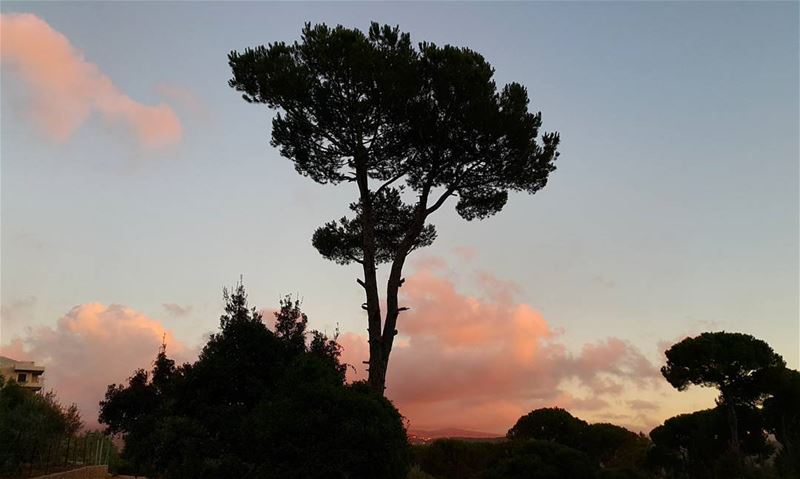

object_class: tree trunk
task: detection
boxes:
[726,402,740,454]
[374,208,427,393]
[379,255,407,391]
[354,147,386,394]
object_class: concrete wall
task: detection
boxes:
[32,465,108,479]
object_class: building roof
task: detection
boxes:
[0,356,45,372]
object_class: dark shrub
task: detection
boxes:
[413,439,502,479]
[100,287,409,479]
[483,440,599,479]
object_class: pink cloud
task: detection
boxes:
[340,259,663,434]
[0,13,182,148]
[0,303,194,429]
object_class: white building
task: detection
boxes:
[0,355,45,392]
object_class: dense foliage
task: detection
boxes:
[0,378,83,476]
[648,406,771,478]
[507,407,587,448]
[411,438,598,479]
[651,332,798,479]
[99,285,409,479]
[757,367,800,476]
[661,332,788,464]
[483,440,598,479]
[661,332,785,405]
[507,408,648,474]
[229,22,560,392]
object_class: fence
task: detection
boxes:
[0,431,114,479]
[29,465,108,479]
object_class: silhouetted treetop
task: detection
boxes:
[660,331,786,456]
[229,21,560,393]
[100,283,408,479]
[661,331,785,403]
[274,295,308,348]
[507,407,587,448]
[228,22,559,222]
[229,23,417,185]
[218,280,262,329]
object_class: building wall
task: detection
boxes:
[0,356,45,391]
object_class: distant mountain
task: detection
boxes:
[408,428,504,444]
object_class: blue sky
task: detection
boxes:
[1,1,797,430]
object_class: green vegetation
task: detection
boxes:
[99,285,409,479]
[0,377,115,477]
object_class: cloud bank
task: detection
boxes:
[340,259,664,433]
[0,13,182,148]
[0,259,675,434]
[0,303,193,429]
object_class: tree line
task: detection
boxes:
[411,333,800,479]
[97,285,799,479]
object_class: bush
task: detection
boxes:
[412,439,502,479]
[483,440,599,479]
[0,377,83,475]
[100,287,409,479]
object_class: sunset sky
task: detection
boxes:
[1,2,797,434]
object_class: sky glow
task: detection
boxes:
[1,2,797,433]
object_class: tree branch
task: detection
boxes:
[374,170,407,196]
[426,187,456,215]
[346,254,364,264]
[423,157,490,215]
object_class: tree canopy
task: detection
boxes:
[99,284,409,479]
[483,440,598,479]
[507,407,587,449]
[506,408,648,474]
[661,332,785,405]
[648,406,771,478]
[228,22,560,392]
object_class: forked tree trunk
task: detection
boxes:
[358,149,435,394]
[367,207,427,394]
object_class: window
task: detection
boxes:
[17,373,27,383]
